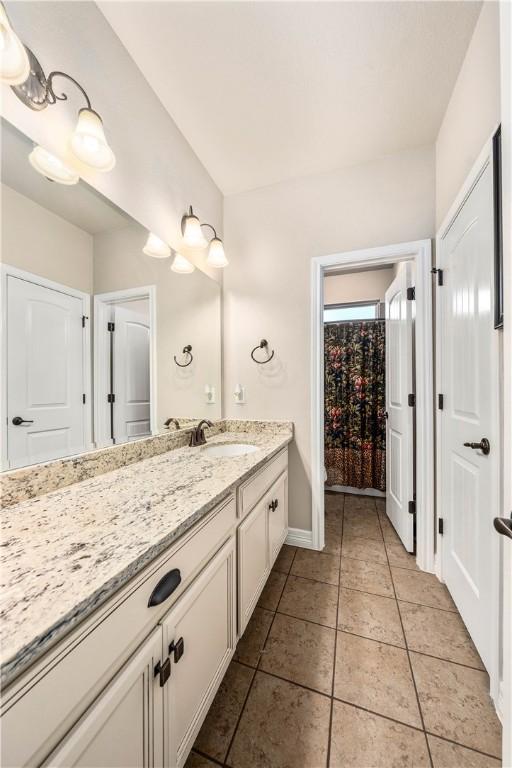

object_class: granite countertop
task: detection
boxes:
[0,427,292,688]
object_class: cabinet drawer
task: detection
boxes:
[1,495,236,768]
[237,447,288,519]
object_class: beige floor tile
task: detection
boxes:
[325,508,343,535]
[338,587,405,647]
[385,539,419,570]
[323,528,342,556]
[185,752,219,768]
[278,574,338,628]
[427,735,502,767]
[344,495,376,514]
[272,544,296,574]
[342,535,388,564]
[227,672,330,768]
[381,520,402,544]
[330,700,430,768]
[340,556,394,598]
[392,567,457,611]
[411,653,502,758]
[325,492,345,513]
[291,548,340,585]
[194,662,254,761]
[399,601,484,669]
[343,514,383,541]
[234,607,274,667]
[334,632,422,728]
[260,613,335,694]
[257,570,287,611]
[375,497,386,514]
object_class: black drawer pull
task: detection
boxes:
[148,568,181,607]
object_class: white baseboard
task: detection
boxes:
[325,484,385,498]
[286,527,315,549]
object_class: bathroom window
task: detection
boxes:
[323,301,381,323]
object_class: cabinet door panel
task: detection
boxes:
[268,471,288,567]
[43,629,163,768]
[238,497,269,634]
[162,538,236,768]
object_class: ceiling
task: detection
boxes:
[1,119,131,235]
[100,1,481,196]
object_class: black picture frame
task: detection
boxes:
[493,125,503,329]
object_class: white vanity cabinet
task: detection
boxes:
[1,447,288,768]
[43,629,163,768]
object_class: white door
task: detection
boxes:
[162,538,236,768]
[6,274,86,469]
[43,629,163,768]
[113,304,151,443]
[385,263,414,551]
[438,159,499,673]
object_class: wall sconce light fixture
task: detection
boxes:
[181,205,228,268]
[143,232,171,259]
[28,145,79,185]
[171,252,195,274]
[0,3,116,174]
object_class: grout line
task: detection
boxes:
[222,548,298,767]
[191,748,224,767]
[376,506,434,768]
[423,731,503,762]
[326,492,344,768]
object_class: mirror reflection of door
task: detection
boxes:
[4,269,89,470]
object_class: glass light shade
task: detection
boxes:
[171,252,195,274]
[143,232,171,259]
[70,108,116,172]
[207,237,228,268]
[28,146,80,185]
[0,5,30,85]
[182,212,207,248]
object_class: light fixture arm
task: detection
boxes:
[200,221,218,240]
[44,70,92,111]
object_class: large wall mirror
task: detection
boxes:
[1,119,222,471]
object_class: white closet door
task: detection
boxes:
[113,305,151,443]
[6,275,85,469]
[385,263,414,551]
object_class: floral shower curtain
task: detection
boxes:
[324,320,386,491]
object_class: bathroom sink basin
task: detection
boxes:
[203,443,259,458]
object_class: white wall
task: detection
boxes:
[93,225,222,427]
[1,183,93,293]
[435,2,500,227]
[223,145,435,531]
[324,268,394,305]
[1,2,222,280]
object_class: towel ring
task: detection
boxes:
[174,345,193,368]
[251,339,275,364]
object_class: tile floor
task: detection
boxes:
[187,493,502,767]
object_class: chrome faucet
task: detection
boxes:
[164,418,180,430]
[189,419,213,447]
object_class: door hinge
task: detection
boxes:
[154,657,171,687]
[408,500,416,517]
[406,286,416,301]
[82,394,86,405]
[408,393,416,407]
[82,315,89,328]
[169,637,185,664]
[438,394,444,410]
[107,393,115,403]
[438,518,444,535]
[431,267,444,286]
[107,321,115,332]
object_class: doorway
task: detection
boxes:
[94,286,157,447]
[311,240,434,571]
[1,265,91,470]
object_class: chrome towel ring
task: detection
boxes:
[251,339,275,364]
[174,345,193,368]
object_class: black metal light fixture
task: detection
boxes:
[181,205,228,268]
[0,2,115,174]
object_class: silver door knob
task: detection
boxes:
[463,438,490,455]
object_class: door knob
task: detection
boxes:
[12,416,34,426]
[494,514,512,539]
[463,438,490,455]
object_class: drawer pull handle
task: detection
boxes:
[169,636,185,663]
[148,568,182,607]
[269,499,279,512]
